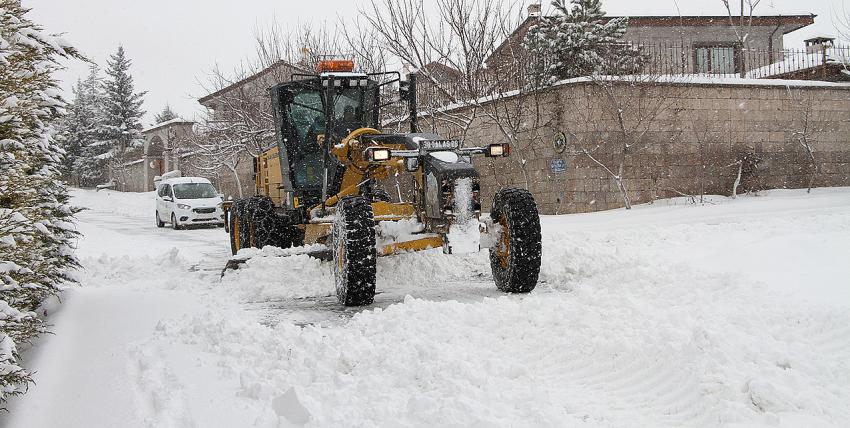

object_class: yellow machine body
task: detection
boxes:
[249,127,442,256]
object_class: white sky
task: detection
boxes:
[24,0,843,125]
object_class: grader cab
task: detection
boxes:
[224,60,542,306]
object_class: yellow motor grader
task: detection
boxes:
[223,60,541,306]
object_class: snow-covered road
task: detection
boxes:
[5,188,850,427]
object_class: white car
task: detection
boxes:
[155,177,225,230]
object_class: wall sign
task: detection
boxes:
[553,131,567,154]
[550,158,567,174]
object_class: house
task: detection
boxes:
[487,4,816,76]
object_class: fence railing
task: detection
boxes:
[624,42,850,79]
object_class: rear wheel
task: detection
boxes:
[229,208,242,255]
[332,197,376,306]
[489,188,541,293]
[156,211,165,228]
[252,196,281,249]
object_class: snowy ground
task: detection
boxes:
[4,188,850,428]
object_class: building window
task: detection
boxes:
[694,44,739,74]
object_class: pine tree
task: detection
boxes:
[154,104,178,124]
[60,65,105,186]
[524,0,641,82]
[100,45,145,187]
[0,0,81,407]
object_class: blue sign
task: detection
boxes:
[550,159,567,174]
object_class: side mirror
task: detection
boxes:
[218,193,224,199]
[163,196,173,202]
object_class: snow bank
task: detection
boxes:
[9,187,850,428]
[71,188,156,220]
[159,188,850,427]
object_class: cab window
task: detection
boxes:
[288,89,325,189]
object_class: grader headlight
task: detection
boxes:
[365,147,391,162]
[486,143,511,158]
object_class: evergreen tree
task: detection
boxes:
[524,0,642,82]
[154,104,178,124]
[0,0,81,407]
[60,65,105,186]
[100,45,145,170]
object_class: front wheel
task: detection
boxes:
[489,188,541,293]
[332,197,376,306]
[171,213,183,231]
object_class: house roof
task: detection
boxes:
[141,118,194,134]
[197,60,309,106]
[606,15,815,34]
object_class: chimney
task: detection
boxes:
[805,36,835,54]
[527,3,541,17]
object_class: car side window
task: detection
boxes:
[163,185,171,198]
[157,185,165,197]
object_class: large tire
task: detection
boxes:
[229,206,241,255]
[252,196,277,249]
[489,188,541,293]
[156,211,165,228]
[332,197,377,306]
[369,188,392,202]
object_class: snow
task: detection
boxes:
[141,117,193,133]
[5,187,850,427]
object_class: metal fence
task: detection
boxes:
[628,42,850,79]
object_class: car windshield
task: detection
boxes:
[172,183,217,199]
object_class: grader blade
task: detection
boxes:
[221,246,332,276]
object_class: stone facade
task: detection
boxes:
[417,79,850,215]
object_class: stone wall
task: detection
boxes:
[422,79,850,215]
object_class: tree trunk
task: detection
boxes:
[732,161,742,198]
[226,164,244,198]
[617,159,631,210]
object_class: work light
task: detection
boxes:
[365,147,391,162]
[486,143,511,157]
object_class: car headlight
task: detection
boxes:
[177,203,192,210]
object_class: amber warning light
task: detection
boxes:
[317,60,355,73]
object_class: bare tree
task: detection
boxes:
[187,122,246,197]
[834,2,850,43]
[789,91,823,193]
[362,0,525,140]
[192,22,345,197]
[720,0,762,77]
[565,75,686,209]
[364,0,552,188]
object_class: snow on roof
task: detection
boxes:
[160,176,212,185]
[747,51,850,78]
[142,118,194,134]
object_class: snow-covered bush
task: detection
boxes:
[0,0,80,408]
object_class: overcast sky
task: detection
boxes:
[24,0,844,125]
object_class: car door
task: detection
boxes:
[156,184,166,220]
[162,184,174,215]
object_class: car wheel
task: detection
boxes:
[156,211,165,228]
[171,213,183,230]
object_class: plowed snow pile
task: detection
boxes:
[7,188,850,428]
